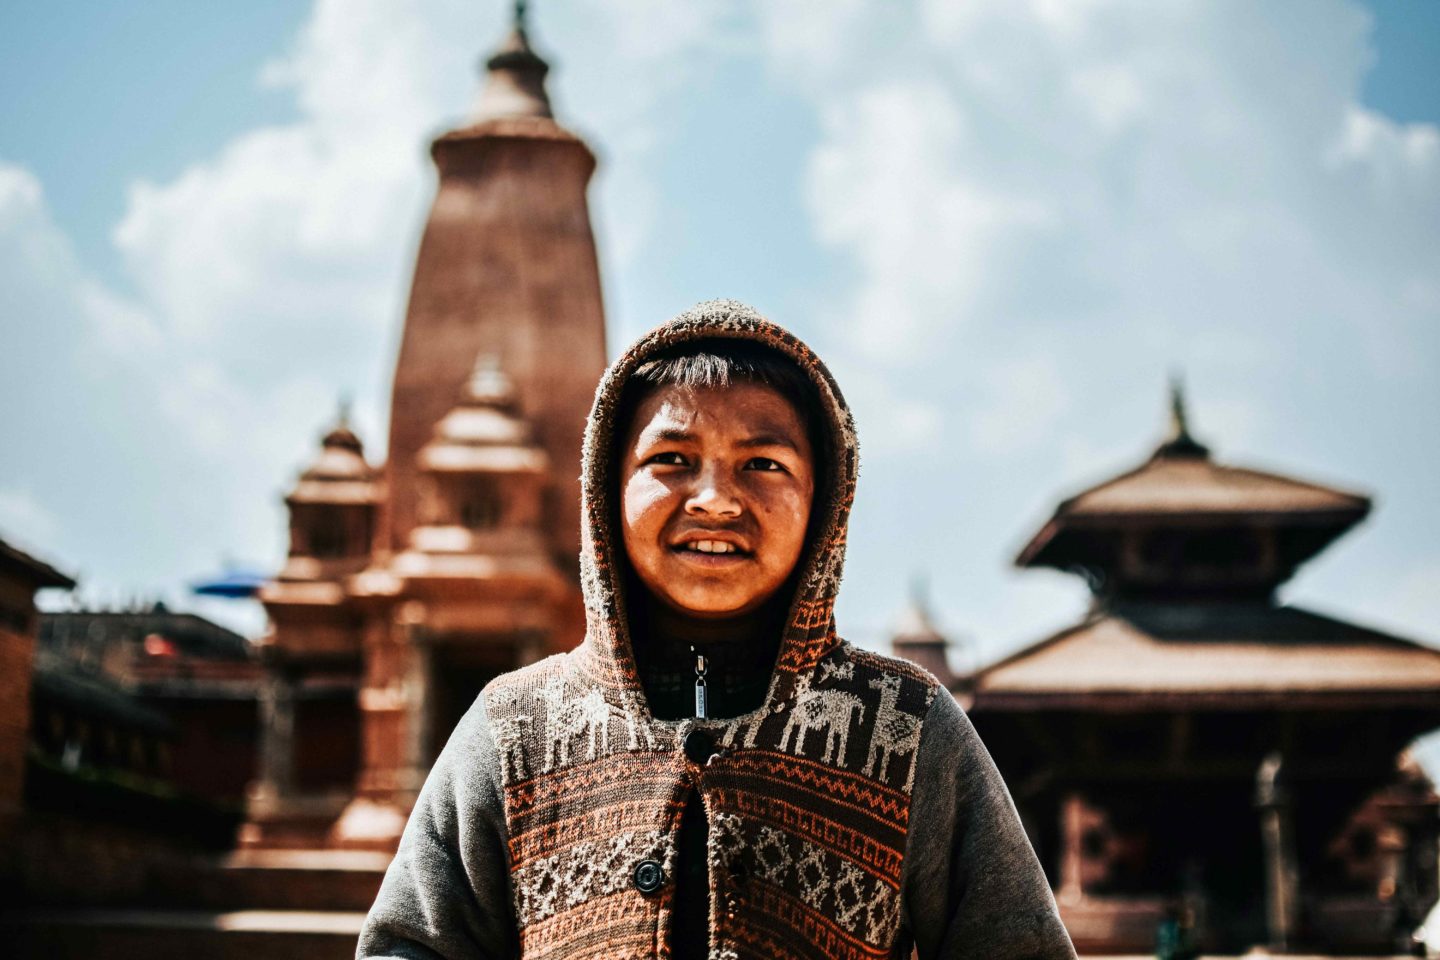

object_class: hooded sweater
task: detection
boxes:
[357,300,1076,960]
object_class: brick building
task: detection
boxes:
[0,537,74,839]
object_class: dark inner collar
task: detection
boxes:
[626,575,787,720]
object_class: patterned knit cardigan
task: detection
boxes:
[483,301,935,960]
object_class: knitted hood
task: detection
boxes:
[574,299,859,719]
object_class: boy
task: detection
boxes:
[358,300,1076,959]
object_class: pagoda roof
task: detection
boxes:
[1048,456,1369,520]
[970,601,1440,709]
[32,661,175,736]
[1017,380,1370,572]
[40,606,252,661]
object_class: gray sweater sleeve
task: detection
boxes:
[900,690,1076,960]
[356,693,518,960]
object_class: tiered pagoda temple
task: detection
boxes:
[246,7,607,851]
[965,383,1440,953]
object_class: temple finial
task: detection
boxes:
[909,573,931,617]
[318,392,364,456]
[1168,372,1190,442]
[472,0,552,121]
[1153,370,1210,460]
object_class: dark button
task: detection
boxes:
[633,859,665,894]
[683,728,717,765]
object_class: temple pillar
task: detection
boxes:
[332,604,432,850]
[1059,791,1114,903]
[1060,792,1085,903]
[241,664,346,849]
[255,670,297,799]
[1256,751,1299,952]
[401,629,435,785]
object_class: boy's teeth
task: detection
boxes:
[690,540,735,554]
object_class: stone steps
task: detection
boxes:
[152,848,389,912]
[4,848,390,958]
[1,908,365,960]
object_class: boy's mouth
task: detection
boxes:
[676,539,748,555]
[670,534,753,558]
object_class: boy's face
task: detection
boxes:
[619,381,815,620]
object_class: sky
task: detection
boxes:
[2,0,1438,670]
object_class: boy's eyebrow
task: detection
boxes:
[641,427,698,444]
[637,427,803,452]
[735,434,803,452]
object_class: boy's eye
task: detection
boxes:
[746,457,786,472]
[645,451,687,466]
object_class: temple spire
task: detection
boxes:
[472,0,553,121]
[321,393,363,456]
[1152,371,1210,460]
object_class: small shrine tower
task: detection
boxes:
[249,404,377,845]
[888,577,957,690]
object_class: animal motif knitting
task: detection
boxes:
[574,687,612,760]
[539,675,614,771]
[493,712,533,781]
[863,673,923,792]
[778,670,866,764]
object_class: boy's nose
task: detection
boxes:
[685,465,742,518]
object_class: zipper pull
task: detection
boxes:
[692,645,708,719]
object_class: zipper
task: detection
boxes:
[692,644,708,719]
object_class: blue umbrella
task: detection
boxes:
[189,567,269,599]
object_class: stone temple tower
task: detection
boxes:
[383,3,606,574]
[248,5,608,852]
[340,5,607,847]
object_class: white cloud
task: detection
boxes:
[827,357,941,455]
[0,159,310,626]
[778,0,1440,391]
[0,166,67,282]
[968,354,1068,455]
[0,487,59,550]
[806,81,1053,363]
